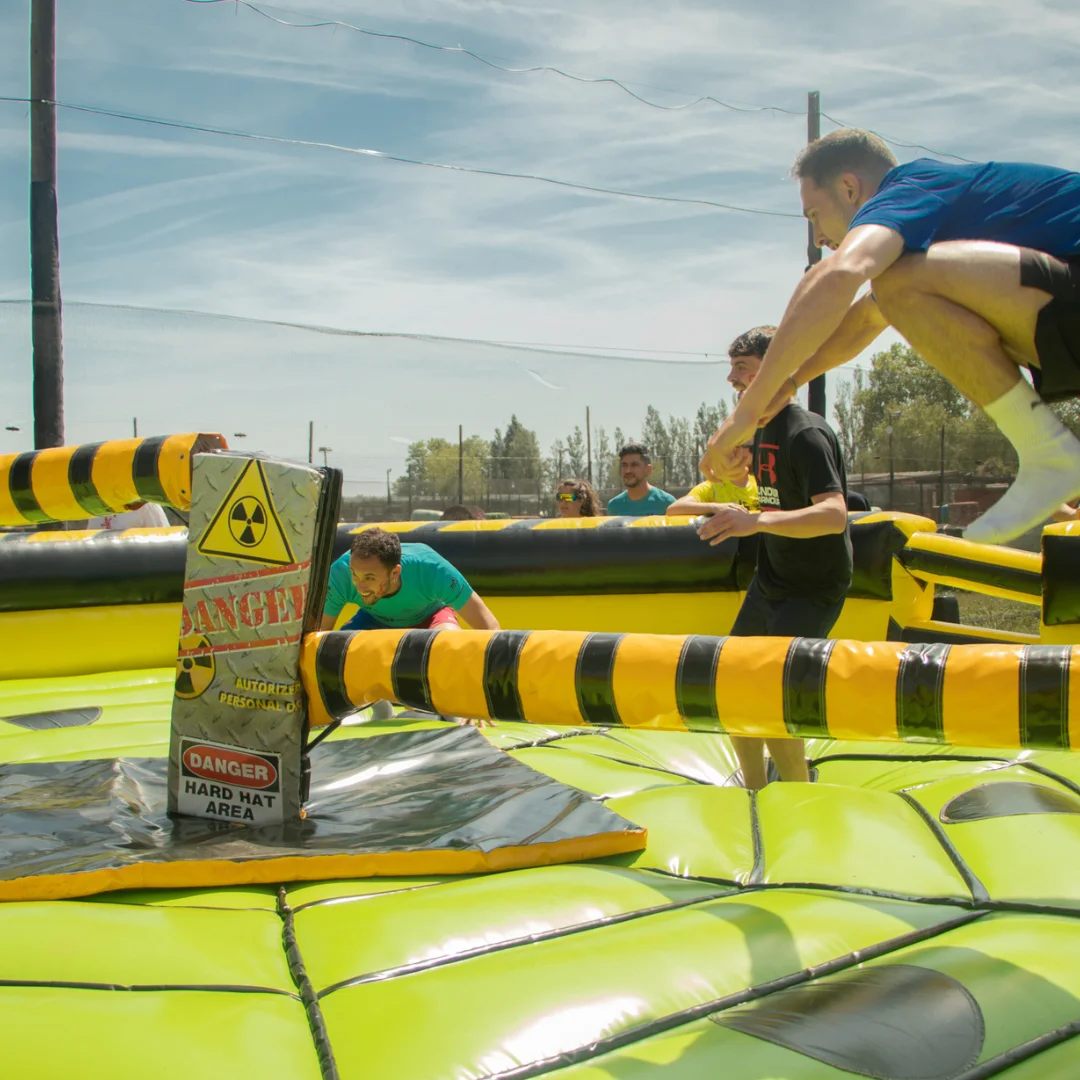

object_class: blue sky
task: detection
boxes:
[2,0,1079,491]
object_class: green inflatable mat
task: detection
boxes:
[3,668,1080,1078]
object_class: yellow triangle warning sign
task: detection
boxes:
[196,459,295,566]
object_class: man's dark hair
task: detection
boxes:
[350,527,401,569]
[440,504,486,521]
[618,442,651,464]
[728,326,777,360]
[792,128,897,188]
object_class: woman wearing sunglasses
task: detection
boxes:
[554,478,601,518]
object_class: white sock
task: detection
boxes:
[983,378,1070,456]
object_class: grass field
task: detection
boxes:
[946,588,1041,637]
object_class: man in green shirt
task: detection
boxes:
[606,443,676,517]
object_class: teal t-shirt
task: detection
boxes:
[324,543,473,626]
[607,487,676,517]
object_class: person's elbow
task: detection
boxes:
[811,494,849,534]
[822,501,850,533]
[667,500,700,517]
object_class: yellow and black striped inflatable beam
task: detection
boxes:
[301,628,1080,752]
[0,433,226,524]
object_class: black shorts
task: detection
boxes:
[1020,250,1080,401]
[729,577,844,639]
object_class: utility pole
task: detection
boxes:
[132,417,138,438]
[585,406,593,483]
[457,424,464,504]
[938,423,946,521]
[307,421,314,464]
[805,90,826,419]
[386,468,392,519]
[30,0,64,449]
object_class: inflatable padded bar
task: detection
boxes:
[0,513,928,612]
[0,725,645,901]
[0,434,226,525]
[304,628,1080,751]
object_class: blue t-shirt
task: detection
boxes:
[607,487,676,517]
[849,158,1080,257]
[324,543,473,627]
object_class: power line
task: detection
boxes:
[0,95,801,219]
[182,0,804,117]
[820,111,978,165]
[182,0,980,164]
[0,298,731,365]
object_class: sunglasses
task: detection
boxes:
[556,492,581,502]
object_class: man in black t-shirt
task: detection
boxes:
[698,326,852,790]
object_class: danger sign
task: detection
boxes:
[178,738,282,824]
[196,459,295,567]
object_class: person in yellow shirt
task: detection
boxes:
[667,473,758,517]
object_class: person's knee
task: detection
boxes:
[872,254,927,318]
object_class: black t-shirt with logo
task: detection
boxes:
[752,403,853,603]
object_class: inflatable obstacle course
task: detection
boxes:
[3,434,1080,1077]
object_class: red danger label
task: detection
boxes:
[182,743,278,789]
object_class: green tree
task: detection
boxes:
[846,343,1015,477]
[490,415,541,480]
[564,426,588,477]
[394,435,490,501]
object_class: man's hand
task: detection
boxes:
[700,441,753,483]
[697,504,759,546]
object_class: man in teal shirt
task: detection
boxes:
[321,528,500,633]
[321,528,500,726]
[606,442,676,517]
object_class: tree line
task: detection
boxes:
[393,401,734,504]
[375,343,1080,512]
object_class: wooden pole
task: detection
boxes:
[585,406,593,483]
[307,420,314,464]
[457,424,464,505]
[805,90,826,419]
[30,0,64,449]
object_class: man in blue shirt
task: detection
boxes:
[606,443,676,517]
[321,528,500,633]
[703,128,1080,546]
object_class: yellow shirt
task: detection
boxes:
[685,477,758,510]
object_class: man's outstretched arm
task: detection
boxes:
[707,224,904,462]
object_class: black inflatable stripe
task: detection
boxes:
[483,630,530,721]
[897,791,990,903]
[390,629,438,712]
[782,638,835,739]
[899,544,1042,598]
[8,451,48,523]
[675,636,725,724]
[277,887,340,1080]
[1042,533,1080,627]
[314,632,355,721]
[896,643,950,742]
[1020,645,1071,750]
[132,435,169,504]
[575,633,623,726]
[67,442,111,516]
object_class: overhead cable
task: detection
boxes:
[0,95,801,218]
[183,0,979,164]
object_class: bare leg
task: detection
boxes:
[874,242,1080,543]
[871,241,1045,402]
[766,738,809,783]
[731,735,768,791]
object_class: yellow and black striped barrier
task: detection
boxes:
[0,433,226,525]
[899,530,1042,605]
[301,628,1080,751]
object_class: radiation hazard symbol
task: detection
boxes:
[176,633,215,699]
[196,459,295,566]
